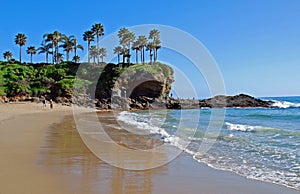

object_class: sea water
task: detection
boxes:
[116,96,300,190]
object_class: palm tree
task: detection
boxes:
[15,33,27,63]
[45,31,64,64]
[118,28,135,64]
[149,29,161,63]
[3,51,13,61]
[37,41,51,63]
[113,46,122,64]
[153,39,161,63]
[83,31,94,64]
[43,33,55,63]
[137,36,147,64]
[146,42,155,65]
[26,46,36,63]
[91,23,104,65]
[70,36,84,58]
[61,35,73,61]
[132,41,140,64]
[99,48,107,63]
[90,46,98,66]
[72,55,80,63]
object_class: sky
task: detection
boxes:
[0,0,300,98]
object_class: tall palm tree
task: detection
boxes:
[113,46,122,64]
[83,31,94,64]
[61,35,73,61]
[15,33,27,63]
[149,29,161,63]
[132,41,140,64]
[118,28,135,65]
[90,46,98,66]
[153,39,161,63]
[43,33,55,63]
[26,46,36,63]
[71,37,84,59]
[91,23,104,65]
[3,51,13,61]
[146,42,155,65]
[99,48,107,63]
[45,31,64,64]
[137,36,147,64]
[37,41,51,63]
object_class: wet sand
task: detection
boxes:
[0,103,72,193]
[0,103,299,193]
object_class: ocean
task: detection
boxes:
[116,96,300,190]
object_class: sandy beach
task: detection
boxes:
[0,103,299,194]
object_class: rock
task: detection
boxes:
[0,96,9,103]
[31,97,40,103]
[113,63,174,100]
[199,94,272,108]
[111,96,129,110]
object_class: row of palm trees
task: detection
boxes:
[2,23,161,66]
[114,28,161,65]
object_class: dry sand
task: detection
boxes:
[0,103,299,194]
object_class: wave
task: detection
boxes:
[116,111,171,137]
[115,111,300,190]
[225,122,257,132]
[225,122,300,138]
[271,100,300,108]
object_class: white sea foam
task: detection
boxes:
[272,100,300,108]
[225,122,256,132]
[116,111,170,137]
[116,111,300,190]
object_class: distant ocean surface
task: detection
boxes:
[117,96,300,190]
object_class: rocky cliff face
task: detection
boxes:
[113,63,174,100]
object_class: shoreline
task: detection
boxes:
[0,103,299,193]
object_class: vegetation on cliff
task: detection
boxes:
[0,61,174,102]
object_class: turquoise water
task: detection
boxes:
[117,97,300,190]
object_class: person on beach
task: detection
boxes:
[50,99,53,109]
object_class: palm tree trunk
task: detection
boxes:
[140,49,143,64]
[117,54,120,64]
[136,50,138,64]
[46,52,48,63]
[52,44,55,64]
[56,46,59,64]
[150,50,153,65]
[142,47,145,64]
[87,41,90,64]
[96,35,100,66]
[74,47,77,58]
[66,51,69,61]
[19,46,22,63]
[30,54,32,63]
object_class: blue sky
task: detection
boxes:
[0,0,300,97]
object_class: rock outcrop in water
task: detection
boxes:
[99,94,273,110]
[198,94,272,108]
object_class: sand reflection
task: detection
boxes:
[38,114,168,193]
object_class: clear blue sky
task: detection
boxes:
[0,0,300,97]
